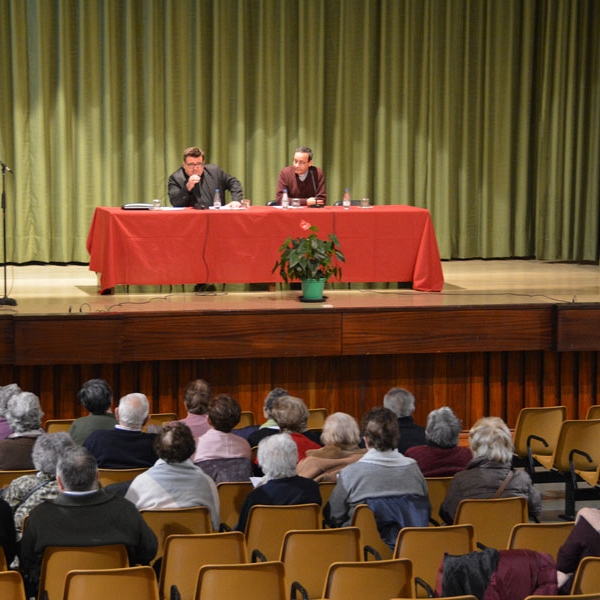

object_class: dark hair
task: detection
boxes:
[57,446,98,492]
[154,422,196,463]
[361,407,400,451]
[78,379,113,415]
[183,147,205,162]
[295,146,314,161]
[183,379,212,415]
[263,388,288,415]
[207,394,241,433]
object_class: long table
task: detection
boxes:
[86,205,444,293]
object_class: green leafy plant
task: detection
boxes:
[272,220,345,283]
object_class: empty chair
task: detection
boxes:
[194,561,285,600]
[280,527,361,600]
[454,496,528,550]
[319,558,412,600]
[307,408,327,429]
[394,524,475,598]
[145,413,179,430]
[37,544,128,600]
[426,476,453,526]
[158,532,248,600]
[586,406,600,420]
[63,566,159,600]
[0,571,26,600]
[350,504,392,560]
[217,481,254,530]
[244,503,321,562]
[572,556,600,595]
[140,506,213,565]
[508,521,574,560]
[43,419,75,433]
[98,467,148,488]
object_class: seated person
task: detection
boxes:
[168,146,243,209]
[172,378,212,441]
[0,498,16,568]
[405,406,472,476]
[247,387,288,447]
[69,378,116,445]
[0,391,44,470]
[83,392,158,468]
[2,432,75,539]
[125,423,219,531]
[20,446,157,598]
[0,384,21,441]
[235,433,321,532]
[324,407,429,538]
[193,394,252,483]
[275,146,326,206]
[297,412,365,482]
[383,387,426,453]
[439,416,541,525]
[556,507,600,594]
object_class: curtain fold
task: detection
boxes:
[0,0,598,263]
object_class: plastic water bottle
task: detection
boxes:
[342,188,351,209]
[281,187,290,209]
[213,188,221,209]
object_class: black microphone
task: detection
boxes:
[0,162,12,174]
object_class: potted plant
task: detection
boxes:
[272,220,345,301]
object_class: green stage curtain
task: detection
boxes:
[0,0,598,263]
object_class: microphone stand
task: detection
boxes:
[0,162,16,306]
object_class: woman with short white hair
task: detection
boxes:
[439,416,541,524]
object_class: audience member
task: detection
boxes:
[275,146,326,206]
[297,412,366,482]
[83,392,158,468]
[20,446,157,598]
[405,406,472,476]
[556,507,600,594]
[324,407,429,536]
[125,423,219,530]
[0,384,21,440]
[235,433,321,531]
[193,394,252,482]
[246,387,288,447]
[439,416,541,524]
[168,146,243,209]
[0,392,44,470]
[69,379,116,445]
[2,432,75,539]
[173,379,212,440]
[0,498,16,567]
[383,387,426,453]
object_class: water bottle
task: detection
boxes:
[281,187,290,209]
[342,188,351,209]
[213,188,221,209]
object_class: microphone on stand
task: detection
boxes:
[0,161,16,306]
[0,162,12,174]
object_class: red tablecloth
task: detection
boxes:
[86,206,444,293]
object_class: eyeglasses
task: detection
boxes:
[186,162,205,168]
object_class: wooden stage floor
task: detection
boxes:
[1,259,599,316]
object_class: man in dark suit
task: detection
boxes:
[168,146,243,209]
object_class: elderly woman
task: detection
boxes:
[126,422,220,530]
[0,392,44,469]
[2,432,75,538]
[405,406,472,476]
[297,412,366,482]
[439,416,541,524]
[0,384,21,441]
[235,433,321,532]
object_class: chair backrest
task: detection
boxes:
[0,469,37,489]
[196,457,252,483]
[244,503,321,561]
[553,420,600,485]
[572,556,600,595]
[235,411,255,429]
[512,406,566,468]
[43,419,75,433]
[97,467,148,488]
[159,532,248,600]
[350,503,393,560]
[280,527,361,600]
[140,506,213,565]
[307,408,328,429]
[194,561,285,600]
[318,481,336,506]
[322,559,412,600]
[217,481,254,530]
[454,496,528,550]
[508,521,574,560]
[144,413,179,430]
[37,544,129,600]
[63,566,159,600]
[0,570,26,600]
[586,406,600,420]
[394,525,475,598]
[426,476,454,525]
